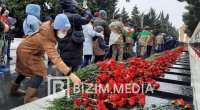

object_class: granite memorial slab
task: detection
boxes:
[154,74,191,86]
[151,82,193,102]
[165,68,191,76]
[170,64,190,70]
[175,62,190,66]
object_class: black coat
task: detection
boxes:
[58,11,90,68]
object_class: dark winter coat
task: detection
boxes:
[58,11,90,68]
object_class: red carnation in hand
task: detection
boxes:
[184,104,191,109]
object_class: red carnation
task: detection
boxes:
[97,101,108,110]
[109,94,121,102]
[184,104,191,109]
[161,73,165,77]
[178,98,185,106]
[139,98,145,107]
[129,97,136,105]
[99,73,110,82]
[86,106,93,110]
[166,68,170,71]
[117,98,126,107]
[147,79,156,85]
[153,83,160,89]
[83,93,89,98]
[113,103,118,108]
[74,98,81,106]
[74,106,79,110]
[83,98,91,105]
[139,93,146,99]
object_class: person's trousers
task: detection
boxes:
[15,74,43,89]
[139,45,147,58]
[126,43,133,57]
[94,55,105,63]
[156,44,162,53]
[7,41,11,58]
[81,55,92,68]
[135,42,140,57]
[112,44,124,61]
[0,40,7,65]
[147,46,152,57]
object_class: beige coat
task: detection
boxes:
[16,21,70,79]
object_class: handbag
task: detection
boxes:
[71,14,85,43]
[71,31,85,43]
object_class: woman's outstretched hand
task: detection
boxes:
[69,73,82,85]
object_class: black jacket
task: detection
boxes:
[58,10,90,68]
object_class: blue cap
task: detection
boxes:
[54,14,71,30]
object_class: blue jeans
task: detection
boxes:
[147,46,152,57]
[81,55,92,68]
[135,42,140,57]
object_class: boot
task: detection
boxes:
[10,81,26,96]
[24,87,39,103]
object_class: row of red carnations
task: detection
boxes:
[73,46,186,110]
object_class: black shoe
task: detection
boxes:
[7,57,13,60]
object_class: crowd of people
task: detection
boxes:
[0,0,178,104]
[0,2,16,72]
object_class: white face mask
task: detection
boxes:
[57,33,66,39]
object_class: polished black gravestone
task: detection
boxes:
[147,52,194,109]
[175,62,190,66]
[144,96,170,107]
[154,74,191,86]
[170,64,190,70]
[151,82,193,102]
[165,68,191,77]
[176,59,190,63]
